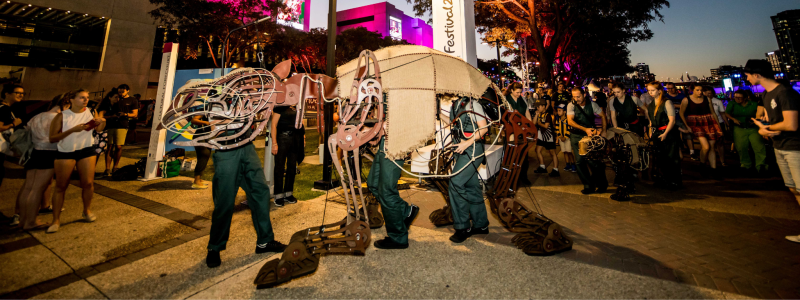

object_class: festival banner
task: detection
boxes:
[433,0,477,67]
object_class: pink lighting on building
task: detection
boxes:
[207,0,310,31]
[336,2,432,48]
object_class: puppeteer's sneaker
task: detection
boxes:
[404,205,420,228]
[373,237,408,249]
[256,240,287,254]
[449,229,471,243]
[470,226,489,235]
[206,250,221,268]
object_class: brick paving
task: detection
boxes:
[394,184,800,299]
[3,151,800,298]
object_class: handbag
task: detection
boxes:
[160,159,181,178]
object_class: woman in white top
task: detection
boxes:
[17,96,70,230]
[47,89,106,233]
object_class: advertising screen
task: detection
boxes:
[277,0,306,30]
[389,17,402,40]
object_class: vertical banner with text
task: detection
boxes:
[433,0,477,68]
[141,42,179,181]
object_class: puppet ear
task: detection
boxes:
[272,60,292,80]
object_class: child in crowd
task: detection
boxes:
[555,104,576,172]
[533,100,560,177]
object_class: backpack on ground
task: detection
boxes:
[112,158,147,181]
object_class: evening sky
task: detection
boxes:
[307,0,798,80]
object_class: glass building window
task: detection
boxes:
[0,1,109,70]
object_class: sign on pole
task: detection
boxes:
[141,42,179,181]
[433,0,478,68]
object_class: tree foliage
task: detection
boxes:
[406,0,668,84]
[149,0,285,67]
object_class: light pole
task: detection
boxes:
[314,0,337,190]
[483,37,515,89]
[220,17,270,74]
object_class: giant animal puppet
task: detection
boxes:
[252,46,573,288]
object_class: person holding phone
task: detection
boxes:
[743,60,800,244]
[47,89,106,233]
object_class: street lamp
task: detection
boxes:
[482,37,516,89]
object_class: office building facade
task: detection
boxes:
[336,2,432,48]
[0,0,157,100]
[772,9,799,80]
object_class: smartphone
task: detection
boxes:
[84,120,99,131]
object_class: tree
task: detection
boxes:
[149,0,286,67]
[406,0,669,84]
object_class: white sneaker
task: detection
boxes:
[46,223,59,233]
[82,212,97,223]
[786,235,800,243]
[9,214,19,226]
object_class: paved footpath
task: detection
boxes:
[0,152,799,299]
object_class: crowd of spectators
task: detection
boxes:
[514,59,799,243]
[0,83,141,232]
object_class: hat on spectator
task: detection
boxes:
[556,104,566,110]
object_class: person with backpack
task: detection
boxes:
[47,89,106,233]
[16,95,70,230]
[1,84,24,224]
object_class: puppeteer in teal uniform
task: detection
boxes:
[447,96,491,243]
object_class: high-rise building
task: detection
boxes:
[766,50,786,79]
[635,63,650,79]
[772,9,800,80]
[766,51,782,71]
[336,2,433,48]
[0,0,156,100]
[714,65,744,79]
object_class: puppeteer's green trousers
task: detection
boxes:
[448,143,489,230]
[367,137,412,244]
[208,143,275,251]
